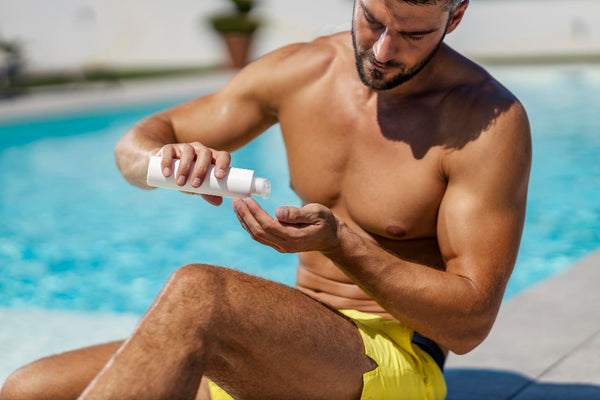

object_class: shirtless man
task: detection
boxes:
[1,0,531,399]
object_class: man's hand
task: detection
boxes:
[232,198,340,253]
[157,142,232,206]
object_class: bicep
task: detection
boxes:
[155,44,311,151]
[160,74,278,152]
[437,102,531,304]
[157,41,330,152]
[437,180,526,299]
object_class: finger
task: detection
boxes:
[201,194,223,206]
[190,147,213,188]
[175,145,197,186]
[160,145,177,177]
[242,198,278,226]
[275,205,317,224]
[232,199,284,246]
[233,206,284,253]
[190,146,212,187]
[212,151,231,179]
[242,198,292,243]
[233,199,266,241]
[232,201,254,236]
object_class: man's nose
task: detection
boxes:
[373,29,396,64]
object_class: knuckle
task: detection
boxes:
[201,147,213,157]
[193,143,208,156]
[160,145,174,157]
[251,226,265,238]
[309,203,323,214]
[178,158,192,169]
[182,144,195,155]
[218,151,231,162]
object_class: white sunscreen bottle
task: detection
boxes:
[146,156,271,199]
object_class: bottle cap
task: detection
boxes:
[252,177,271,199]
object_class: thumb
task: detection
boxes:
[276,206,310,223]
[276,204,325,224]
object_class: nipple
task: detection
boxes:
[385,225,407,238]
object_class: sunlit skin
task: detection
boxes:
[352,0,451,90]
[0,1,533,399]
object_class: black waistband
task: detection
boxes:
[411,332,446,371]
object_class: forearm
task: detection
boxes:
[115,115,177,189]
[323,223,497,354]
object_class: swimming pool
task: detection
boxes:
[1,65,599,315]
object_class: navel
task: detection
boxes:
[385,225,407,238]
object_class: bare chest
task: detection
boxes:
[278,95,447,240]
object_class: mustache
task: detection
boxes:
[360,48,402,69]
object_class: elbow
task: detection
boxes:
[442,275,505,355]
[445,301,499,355]
[113,122,161,189]
[113,133,141,174]
[447,329,489,355]
[113,134,128,171]
[447,320,493,355]
[113,133,138,186]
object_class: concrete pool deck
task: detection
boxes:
[0,71,237,122]
[1,73,599,397]
[445,247,600,399]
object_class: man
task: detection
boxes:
[1,0,531,399]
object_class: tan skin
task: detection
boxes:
[1,1,532,399]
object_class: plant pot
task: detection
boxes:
[222,33,253,69]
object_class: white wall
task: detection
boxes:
[446,0,600,59]
[1,0,599,72]
[0,0,230,71]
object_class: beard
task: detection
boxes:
[351,27,445,91]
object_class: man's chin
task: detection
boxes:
[356,61,411,91]
[361,72,410,91]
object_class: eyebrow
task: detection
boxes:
[360,0,438,36]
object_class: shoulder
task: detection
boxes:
[451,79,529,150]
[439,48,531,156]
[218,33,351,110]
[258,32,349,74]
[442,51,528,134]
[440,57,531,193]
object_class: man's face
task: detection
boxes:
[352,0,452,91]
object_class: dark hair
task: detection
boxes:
[401,0,464,12]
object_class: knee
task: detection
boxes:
[1,362,48,400]
[165,264,223,303]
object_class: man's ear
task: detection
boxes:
[446,0,469,35]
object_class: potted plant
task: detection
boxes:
[209,0,260,69]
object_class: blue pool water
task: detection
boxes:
[1,66,599,314]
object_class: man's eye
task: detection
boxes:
[406,34,425,41]
[364,13,381,26]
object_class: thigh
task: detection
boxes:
[4,341,214,400]
[3,341,123,400]
[195,265,376,400]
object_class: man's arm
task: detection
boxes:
[329,100,531,354]
[113,43,314,192]
[232,99,531,355]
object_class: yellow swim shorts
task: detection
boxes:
[208,309,447,400]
